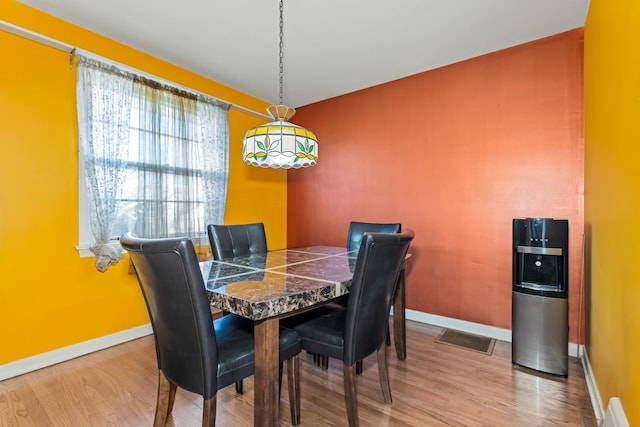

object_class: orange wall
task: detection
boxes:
[289,30,584,338]
[584,0,640,422]
[0,0,286,364]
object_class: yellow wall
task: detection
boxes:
[0,0,286,364]
[584,0,640,423]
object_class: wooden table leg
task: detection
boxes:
[393,269,406,360]
[254,318,279,427]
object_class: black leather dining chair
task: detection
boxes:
[206,222,268,393]
[120,232,302,426]
[291,230,414,427]
[348,221,402,343]
[347,221,402,253]
[317,221,402,372]
[207,222,267,260]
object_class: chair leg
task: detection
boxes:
[153,370,176,427]
[287,355,301,426]
[355,360,363,375]
[343,364,359,427]
[377,346,392,404]
[386,328,391,347]
[167,379,177,416]
[235,380,243,394]
[202,395,216,427]
[279,362,284,398]
[321,355,329,370]
[312,352,319,366]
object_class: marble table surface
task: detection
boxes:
[200,246,358,320]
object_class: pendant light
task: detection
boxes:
[242,0,318,169]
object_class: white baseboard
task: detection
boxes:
[581,352,630,427]
[404,309,582,357]
[602,397,629,427]
[406,309,512,342]
[0,324,153,381]
[581,347,605,421]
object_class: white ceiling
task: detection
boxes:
[18,0,590,108]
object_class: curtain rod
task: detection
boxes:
[0,19,270,120]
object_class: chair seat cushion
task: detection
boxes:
[289,306,346,361]
[215,314,301,389]
[215,315,255,388]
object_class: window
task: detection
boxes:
[76,55,229,267]
[111,88,213,240]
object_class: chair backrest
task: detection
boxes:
[207,223,267,260]
[344,229,414,365]
[120,232,219,398]
[346,221,402,253]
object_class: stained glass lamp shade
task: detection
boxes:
[242,104,318,169]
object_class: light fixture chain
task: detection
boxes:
[279,0,284,105]
[241,0,318,169]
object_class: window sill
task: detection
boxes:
[76,241,211,262]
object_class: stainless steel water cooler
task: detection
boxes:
[512,218,568,377]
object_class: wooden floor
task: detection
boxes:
[0,320,597,426]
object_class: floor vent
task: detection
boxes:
[435,329,495,355]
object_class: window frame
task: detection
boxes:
[76,81,227,257]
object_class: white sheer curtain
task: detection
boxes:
[198,94,229,228]
[76,55,230,272]
[127,81,230,241]
[76,56,133,272]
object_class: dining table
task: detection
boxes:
[199,245,408,427]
